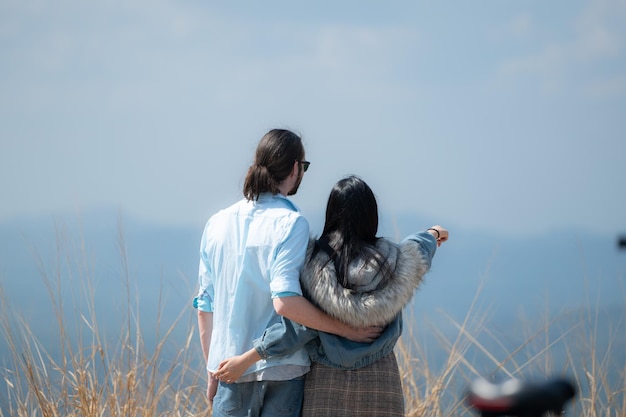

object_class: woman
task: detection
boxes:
[214,175,449,416]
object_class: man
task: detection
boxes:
[194,129,380,417]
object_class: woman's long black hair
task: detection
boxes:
[317,176,392,289]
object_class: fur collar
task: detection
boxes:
[300,238,431,327]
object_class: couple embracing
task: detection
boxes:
[193,128,449,417]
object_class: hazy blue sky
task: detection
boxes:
[1,0,625,237]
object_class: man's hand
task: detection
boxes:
[341,324,383,343]
[207,371,218,404]
[214,351,258,383]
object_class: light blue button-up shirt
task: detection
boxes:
[194,193,310,380]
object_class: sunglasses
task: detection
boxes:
[298,160,311,172]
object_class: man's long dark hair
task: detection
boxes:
[318,176,392,289]
[243,129,305,201]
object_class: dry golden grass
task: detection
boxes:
[395,294,626,417]
[0,226,624,417]
[0,223,211,417]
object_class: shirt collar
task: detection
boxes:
[257,192,301,212]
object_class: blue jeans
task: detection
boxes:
[212,377,305,417]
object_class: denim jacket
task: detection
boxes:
[253,231,436,370]
[254,314,403,370]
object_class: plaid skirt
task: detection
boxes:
[302,351,404,417]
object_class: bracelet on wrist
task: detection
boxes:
[427,228,440,239]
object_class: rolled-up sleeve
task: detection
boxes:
[270,215,309,297]
[194,234,215,312]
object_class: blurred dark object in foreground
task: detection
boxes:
[466,377,576,417]
[619,235,626,250]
